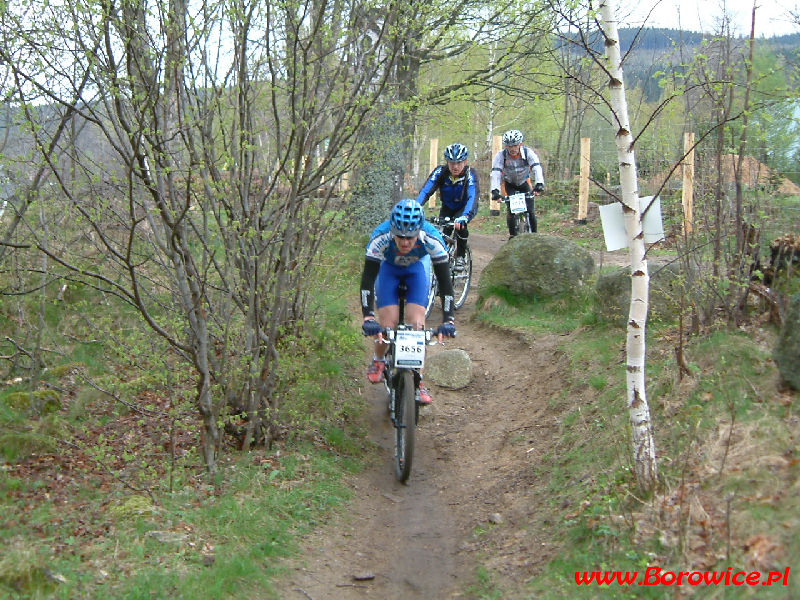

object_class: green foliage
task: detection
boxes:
[0,412,68,461]
[481,296,798,599]
[1,389,61,415]
[0,220,370,599]
[476,283,595,336]
[0,430,57,462]
[105,449,353,600]
[0,539,60,599]
[465,565,503,600]
[348,111,407,233]
[107,495,157,521]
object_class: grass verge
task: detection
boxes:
[474,283,799,599]
[0,232,369,599]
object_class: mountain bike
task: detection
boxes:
[378,285,435,482]
[501,192,537,234]
[425,216,473,316]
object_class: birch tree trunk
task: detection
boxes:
[598,0,658,491]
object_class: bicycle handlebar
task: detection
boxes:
[369,326,455,344]
[498,192,537,202]
[381,327,437,341]
[428,216,465,229]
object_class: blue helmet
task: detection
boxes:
[502,129,524,146]
[443,143,468,162]
[390,199,425,237]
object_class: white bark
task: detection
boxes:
[598,0,658,490]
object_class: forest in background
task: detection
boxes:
[409,26,800,191]
[0,0,797,473]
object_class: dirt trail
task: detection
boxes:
[275,233,572,599]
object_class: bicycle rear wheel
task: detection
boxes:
[394,370,416,482]
[452,245,472,310]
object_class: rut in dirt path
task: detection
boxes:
[274,233,571,600]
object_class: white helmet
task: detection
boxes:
[502,129,524,146]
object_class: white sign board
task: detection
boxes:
[599,196,665,252]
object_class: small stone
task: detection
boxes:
[381,493,403,503]
[488,513,503,524]
[353,572,375,581]
[146,530,189,544]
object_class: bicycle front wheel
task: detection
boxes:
[425,265,438,317]
[452,245,472,310]
[394,370,416,482]
[517,213,531,234]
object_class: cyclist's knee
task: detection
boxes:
[377,306,400,329]
[404,305,426,329]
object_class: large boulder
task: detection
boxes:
[425,349,472,389]
[594,261,683,324]
[774,293,800,390]
[478,234,595,301]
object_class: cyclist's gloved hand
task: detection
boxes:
[362,318,382,337]
[491,189,501,201]
[454,216,468,227]
[533,183,544,194]
[436,321,456,338]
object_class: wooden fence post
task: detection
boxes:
[490,135,502,215]
[428,138,438,209]
[576,137,590,224]
[682,132,694,234]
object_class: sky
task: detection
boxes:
[621,0,799,37]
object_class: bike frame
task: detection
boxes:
[380,284,433,482]
[426,217,473,314]
[502,192,536,234]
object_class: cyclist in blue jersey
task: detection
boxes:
[360,199,457,404]
[416,143,479,271]
[490,129,545,236]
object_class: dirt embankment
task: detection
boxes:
[275,232,577,599]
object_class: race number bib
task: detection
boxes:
[509,193,527,214]
[394,330,426,368]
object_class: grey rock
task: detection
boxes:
[146,531,189,544]
[478,234,595,301]
[594,261,683,324]
[488,513,504,524]
[774,293,800,390]
[425,349,472,389]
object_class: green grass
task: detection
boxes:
[99,449,353,600]
[2,203,797,599]
[462,264,798,599]
[0,230,370,600]
[475,284,597,337]
[466,565,504,600]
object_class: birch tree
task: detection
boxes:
[597,0,658,490]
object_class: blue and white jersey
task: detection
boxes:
[416,165,480,220]
[365,220,449,266]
